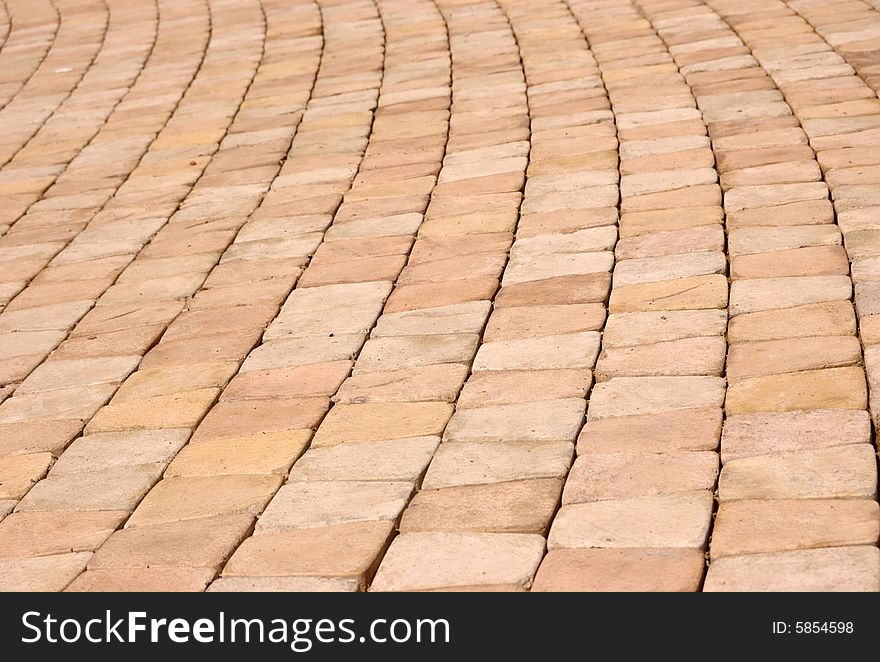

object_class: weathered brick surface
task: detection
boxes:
[0,0,876,593]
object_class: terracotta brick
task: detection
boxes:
[371,532,545,591]
[400,479,562,534]
[223,522,395,585]
[90,515,256,570]
[126,475,283,527]
[533,549,705,592]
[711,500,880,559]
[704,547,880,592]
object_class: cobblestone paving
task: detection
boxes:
[0,0,878,592]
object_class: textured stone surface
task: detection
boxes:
[549,491,714,550]
[563,452,719,504]
[578,407,722,454]
[371,533,546,591]
[422,441,574,490]
[444,399,585,444]
[223,522,395,584]
[721,410,871,462]
[288,437,440,483]
[533,549,705,592]
[311,403,453,447]
[401,479,562,534]
[17,465,162,512]
[257,481,413,531]
[67,568,216,592]
[3,0,878,594]
[208,576,360,593]
[0,553,92,591]
[589,377,726,419]
[718,445,877,501]
[726,367,867,414]
[704,547,880,592]
[711,500,880,559]
[126,475,283,527]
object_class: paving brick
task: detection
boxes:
[726,367,867,413]
[371,532,545,591]
[0,553,92,591]
[549,491,714,550]
[485,304,606,341]
[17,465,162,512]
[721,410,871,462]
[563,452,719,504]
[704,547,880,592]
[90,515,255,570]
[311,402,452,447]
[50,429,190,476]
[457,369,591,409]
[422,441,573,490]
[0,384,117,423]
[288,437,439,483]
[444,399,585,444]
[4,0,879,594]
[208,576,359,593]
[615,225,724,260]
[191,398,328,443]
[0,452,53,499]
[718,445,877,501]
[223,522,395,585]
[711,500,880,559]
[126,475,283,527]
[602,310,727,347]
[167,431,311,477]
[0,511,126,558]
[533,549,705,592]
[613,251,726,286]
[67,567,216,592]
[578,407,722,454]
[730,276,852,316]
[596,336,726,380]
[494,273,611,307]
[732,245,849,279]
[240,336,364,373]
[400,479,562,535]
[86,388,220,433]
[334,364,467,405]
[0,420,83,456]
[257,481,413,531]
[115,363,239,402]
[354,334,479,373]
[473,332,601,371]
[728,301,856,342]
[371,301,491,337]
[610,274,728,312]
[589,377,726,419]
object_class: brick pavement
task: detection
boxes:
[0,0,878,592]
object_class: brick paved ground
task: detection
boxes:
[0,0,878,592]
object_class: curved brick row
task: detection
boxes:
[0,0,159,239]
[68,0,387,593]
[0,0,109,170]
[214,0,455,592]
[784,0,880,95]
[0,0,211,394]
[0,0,277,589]
[367,0,617,592]
[0,0,59,111]
[530,0,726,593]
[700,0,880,592]
[633,0,875,593]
